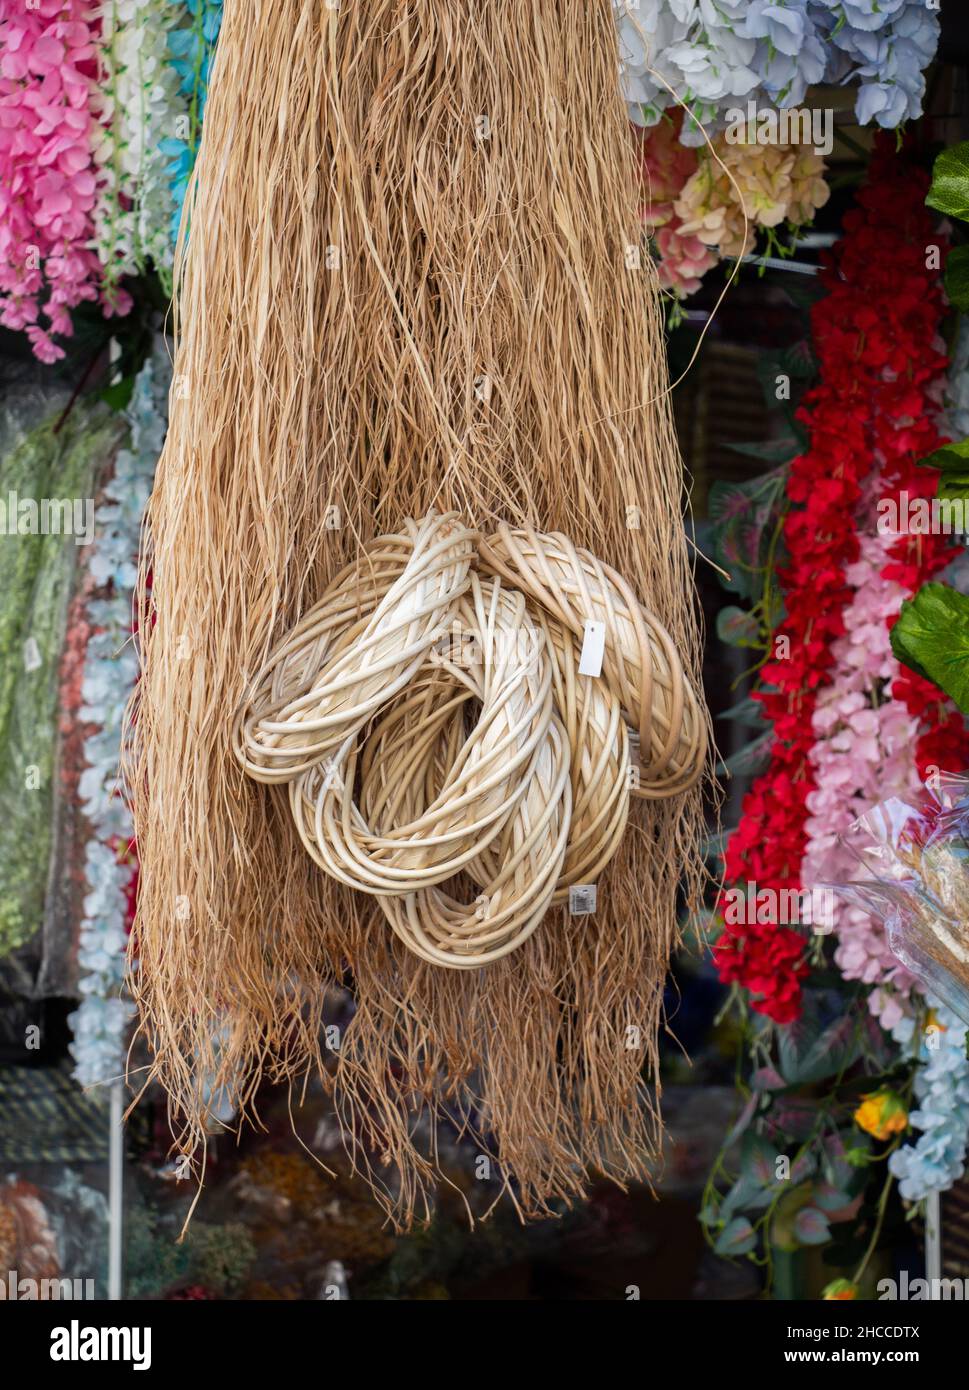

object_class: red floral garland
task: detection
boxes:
[714,141,963,1024]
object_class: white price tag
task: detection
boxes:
[578,620,605,678]
[568,884,597,916]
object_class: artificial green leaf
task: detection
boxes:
[822,1132,871,1197]
[716,604,761,649]
[751,1066,786,1092]
[917,437,969,502]
[720,1174,765,1224]
[813,1184,855,1214]
[741,1131,778,1186]
[709,469,789,601]
[714,1217,757,1257]
[717,728,774,779]
[890,583,969,714]
[778,1011,861,1087]
[99,376,135,413]
[793,1206,831,1247]
[926,141,969,222]
[782,339,816,380]
[719,695,769,729]
[945,245,969,314]
[776,274,826,314]
[724,436,802,464]
[790,1152,817,1186]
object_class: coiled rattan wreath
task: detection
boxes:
[234,511,706,968]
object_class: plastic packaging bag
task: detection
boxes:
[827,774,969,1025]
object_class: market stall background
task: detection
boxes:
[1,0,968,1299]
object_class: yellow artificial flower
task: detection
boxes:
[854,1089,908,1141]
[673,137,830,262]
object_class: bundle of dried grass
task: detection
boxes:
[126,0,712,1225]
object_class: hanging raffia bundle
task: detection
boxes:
[126,0,712,1225]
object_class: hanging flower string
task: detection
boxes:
[162,0,222,247]
[889,1006,969,1203]
[69,343,169,1089]
[91,0,189,298]
[638,109,829,298]
[0,0,128,362]
[799,489,922,1030]
[714,142,962,1025]
[615,1,940,139]
[90,1,133,300]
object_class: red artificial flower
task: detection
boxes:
[715,138,966,1023]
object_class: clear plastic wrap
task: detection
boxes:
[827,774,969,1025]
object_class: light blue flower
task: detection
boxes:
[840,0,908,33]
[742,2,809,59]
[889,1004,969,1202]
[70,343,172,1091]
[613,0,940,137]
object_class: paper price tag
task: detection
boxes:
[578,620,605,678]
[568,884,597,916]
[628,729,641,765]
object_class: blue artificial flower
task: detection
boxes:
[69,344,172,1091]
[615,0,940,137]
[889,1004,969,1202]
[165,2,225,246]
[741,1,809,59]
[839,0,908,33]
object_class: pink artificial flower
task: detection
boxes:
[0,0,126,360]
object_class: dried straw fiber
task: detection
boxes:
[126,0,711,1225]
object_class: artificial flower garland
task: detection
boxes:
[889,1005,969,1202]
[615,0,940,138]
[0,398,120,962]
[162,0,222,247]
[0,1,216,360]
[69,342,169,1089]
[92,1,189,297]
[799,506,921,1030]
[0,0,126,362]
[715,143,966,1026]
[638,108,830,297]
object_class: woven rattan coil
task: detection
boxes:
[287,575,562,901]
[235,513,702,968]
[478,522,706,798]
[234,512,476,783]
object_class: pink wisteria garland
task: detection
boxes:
[800,472,921,1030]
[0,0,128,363]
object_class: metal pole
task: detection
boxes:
[108,1079,124,1300]
[925,1189,942,1297]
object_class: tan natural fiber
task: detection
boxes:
[126,0,713,1226]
